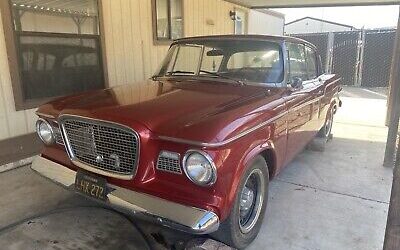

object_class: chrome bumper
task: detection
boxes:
[31,156,219,234]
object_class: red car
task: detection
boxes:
[33,35,341,249]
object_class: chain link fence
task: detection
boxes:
[293,29,396,87]
[332,31,361,86]
[362,29,396,87]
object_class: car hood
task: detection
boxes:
[39,79,283,143]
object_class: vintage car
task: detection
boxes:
[32,35,341,249]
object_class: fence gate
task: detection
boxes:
[361,29,396,87]
[293,29,396,87]
[331,31,361,86]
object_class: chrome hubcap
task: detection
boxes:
[239,169,265,234]
[240,186,255,215]
[325,111,333,137]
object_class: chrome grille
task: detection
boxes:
[157,151,181,174]
[53,126,64,145]
[60,116,139,177]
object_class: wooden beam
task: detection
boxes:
[384,7,400,168]
[224,0,400,8]
[383,6,400,250]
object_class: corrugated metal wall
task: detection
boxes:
[0,0,246,141]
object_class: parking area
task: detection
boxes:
[0,87,392,250]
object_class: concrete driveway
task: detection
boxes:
[0,87,392,250]
[248,87,391,250]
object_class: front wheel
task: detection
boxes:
[212,156,269,249]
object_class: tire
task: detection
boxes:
[212,155,269,249]
[318,107,334,140]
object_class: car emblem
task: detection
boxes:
[96,155,104,163]
[109,153,121,169]
[79,126,97,155]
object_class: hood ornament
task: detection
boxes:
[96,155,104,163]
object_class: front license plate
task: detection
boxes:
[75,171,108,201]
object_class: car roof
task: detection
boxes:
[173,34,317,50]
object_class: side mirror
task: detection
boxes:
[290,77,303,89]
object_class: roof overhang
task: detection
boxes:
[225,0,399,8]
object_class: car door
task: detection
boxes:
[284,43,320,165]
[304,45,325,136]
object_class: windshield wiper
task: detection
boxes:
[199,70,245,86]
[167,70,195,75]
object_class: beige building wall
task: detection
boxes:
[0,0,249,142]
[103,0,248,88]
[0,10,37,141]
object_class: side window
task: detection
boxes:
[306,47,318,80]
[287,43,307,82]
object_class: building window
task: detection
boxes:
[3,0,105,110]
[153,0,183,43]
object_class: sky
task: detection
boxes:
[272,6,399,29]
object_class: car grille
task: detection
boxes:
[53,126,64,145]
[156,151,181,174]
[60,117,139,176]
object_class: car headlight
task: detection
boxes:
[183,150,217,186]
[36,118,55,145]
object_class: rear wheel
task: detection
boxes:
[318,107,334,140]
[212,156,269,249]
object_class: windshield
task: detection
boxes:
[155,40,284,85]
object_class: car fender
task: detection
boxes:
[223,135,277,219]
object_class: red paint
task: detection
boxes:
[36,37,341,222]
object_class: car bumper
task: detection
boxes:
[31,156,220,234]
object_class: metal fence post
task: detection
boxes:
[356,29,366,87]
[326,32,334,74]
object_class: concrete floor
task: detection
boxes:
[0,87,393,250]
